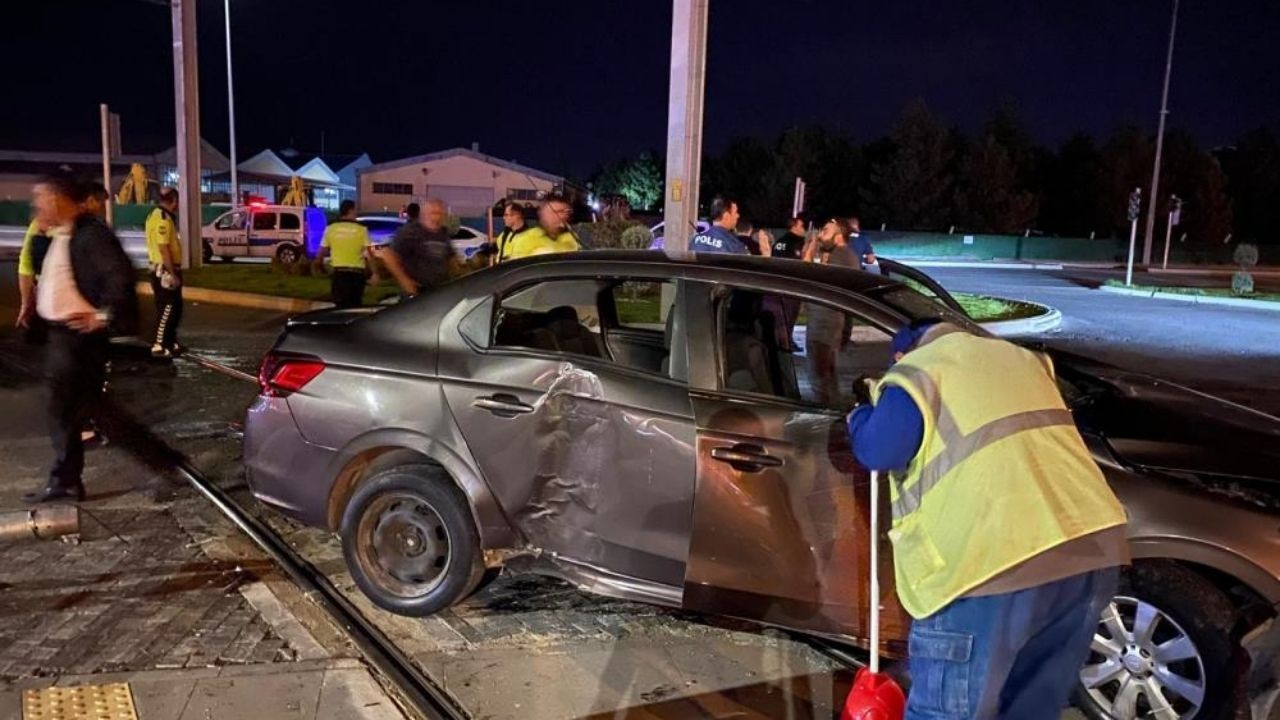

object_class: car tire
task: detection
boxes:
[275,244,301,265]
[202,241,213,264]
[218,255,233,263]
[340,464,484,617]
[1074,562,1238,720]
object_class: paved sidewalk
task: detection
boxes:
[0,659,404,720]
[0,356,406,720]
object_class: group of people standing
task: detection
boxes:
[688,196,877,272]
[314,193,581,309]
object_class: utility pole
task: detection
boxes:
[99,103,114,227]
[662,0,709,254]
[171,0,203,269]
[224,0,239,207]
[1142,0,1179,266]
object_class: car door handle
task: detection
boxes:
[473,394,534,416]
[710,444,783,472]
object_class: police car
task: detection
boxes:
[202,204,327,264]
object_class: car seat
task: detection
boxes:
[546,305,605,358]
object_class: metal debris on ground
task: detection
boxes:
[22,683,138,720]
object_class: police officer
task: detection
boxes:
[316,200,375,308]
[493,201,535,264]
[847,320,1128,717]
[145,188,184,358]
[689,196,770,255]
[502,194,581,259]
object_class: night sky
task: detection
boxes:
[5,1,1278,179]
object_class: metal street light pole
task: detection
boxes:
[1142,0,1180,266]
[662,0,709,254]
[224,0,239,206]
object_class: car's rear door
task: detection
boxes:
[439,271,696,588]
[679,278,912,646]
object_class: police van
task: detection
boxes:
[202,204,327,263]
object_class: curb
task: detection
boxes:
[1097,285,1280,312]
[893,259,1067,270]
[136,281,330,313]
[982,305,1063,336]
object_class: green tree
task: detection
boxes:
[1220,128,1280,245]
[593,152,664,212]
[863,99,955,229]
[1098,126,1154,235]
[953,135,1039,233]
[1040,133,1108,236]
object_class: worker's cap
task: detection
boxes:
[891,319,941,358]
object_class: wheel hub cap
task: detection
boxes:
[1121,646,1154,678]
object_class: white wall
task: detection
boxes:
[358,154,558,215]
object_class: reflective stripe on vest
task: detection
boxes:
[873,330,1127,618]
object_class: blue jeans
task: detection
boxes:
[906,567,1119,720]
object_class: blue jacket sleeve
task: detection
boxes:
[846,386,925,472]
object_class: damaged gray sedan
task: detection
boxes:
[245,251,1280,720]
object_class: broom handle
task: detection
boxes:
[869,469,881,674]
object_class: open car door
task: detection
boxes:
[678,279,911,649]
[876,258,968,317]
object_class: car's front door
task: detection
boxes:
[211,210,249,256]
[439,274,696,587]
[680,280,912,647]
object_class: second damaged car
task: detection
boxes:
[244,251,1280,720]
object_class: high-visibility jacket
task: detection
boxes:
[145,207,182,266]
[494,225,535,262]
[503,227,579,259]
[874,329,1127,618]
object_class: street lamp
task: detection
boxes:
[1142,0,1180,266]
[224,0,239,207]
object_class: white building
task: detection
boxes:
[357,146,564,218]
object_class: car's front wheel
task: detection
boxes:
[1075,562,1237,720]
[341,464,485,616]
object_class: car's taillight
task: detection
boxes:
[258,353,325,397]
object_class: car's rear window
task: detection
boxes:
[874,286,976,328]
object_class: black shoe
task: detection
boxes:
[23,484,86,503]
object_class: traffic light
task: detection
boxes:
[1127,187,1142,223]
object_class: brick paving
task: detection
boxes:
[0,379,297,681]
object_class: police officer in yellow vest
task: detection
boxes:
[315,200,375,308]
[502,193,580,260]
[145,188,184,358]
[846,320,1128,719]
[491,201,536,264]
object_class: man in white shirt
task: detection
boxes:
[23,173,137,503]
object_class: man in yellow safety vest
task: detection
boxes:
[846,319,1128,718]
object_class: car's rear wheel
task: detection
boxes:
[1075,563,1237,720]
[202,240,213,264]
[341,464,484,616]
[275,244,302,265]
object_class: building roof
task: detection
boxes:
[238,149,295,178]
[358,147,563,184]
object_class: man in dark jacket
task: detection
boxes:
[24,173,138,503]
[382,198,456,297]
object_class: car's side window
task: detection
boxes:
[252,212,277,231]
[279,213,301,230]
[490,278,687,382]
[216,211,246,230]
[493,280,606,359]
[716,287,892,409]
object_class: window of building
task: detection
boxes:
[507,188,539,201]
[279,213,301,230]
[372,182,414,195]
[715,287,891,408]
[251,212,277,231]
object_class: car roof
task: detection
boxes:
[356,215,405,223]
[484,249,896,294]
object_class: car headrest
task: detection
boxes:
[547,305,579,324]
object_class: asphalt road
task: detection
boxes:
[928,266,1280,415]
